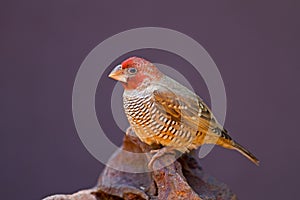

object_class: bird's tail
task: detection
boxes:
[233,142,259,166]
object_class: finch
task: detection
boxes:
[109,57,259,166]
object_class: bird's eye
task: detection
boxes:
[128,68,137,74]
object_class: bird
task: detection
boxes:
[108,56,259,167]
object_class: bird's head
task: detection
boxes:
[108,57,163,90]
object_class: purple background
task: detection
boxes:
[1,1,299,200]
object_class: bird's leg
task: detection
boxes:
[148,146,177,170]
[125,127,133,136]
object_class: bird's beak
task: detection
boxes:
[108,65,127,83]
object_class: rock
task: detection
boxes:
[43,131,237,200]
[43,189,98,200]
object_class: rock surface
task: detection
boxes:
[43,132,237,200]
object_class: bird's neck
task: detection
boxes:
[123,84,154,97]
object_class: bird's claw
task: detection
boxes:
[149,149,160,154]
[148,147,176,171]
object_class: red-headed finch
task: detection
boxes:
[109,57,259,166]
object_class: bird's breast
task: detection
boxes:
[123,94,194,148]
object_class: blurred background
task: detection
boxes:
[1,1,299,199]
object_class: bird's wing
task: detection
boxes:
[151,86,221,133]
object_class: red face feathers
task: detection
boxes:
[109,57,163,90]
